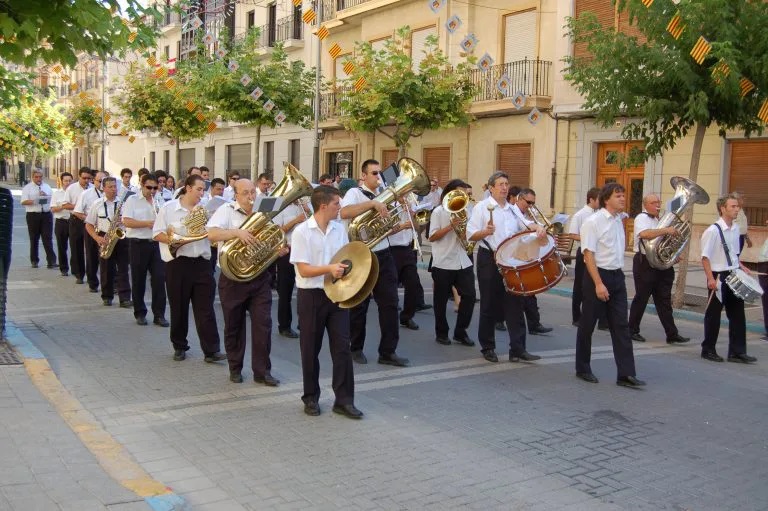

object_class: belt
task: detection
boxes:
[373,247,390,256]
[597,268,623,274]
[129,238,155,243]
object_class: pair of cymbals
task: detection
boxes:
[323,241,379,309]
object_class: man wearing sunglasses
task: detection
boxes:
[122,173,168,327]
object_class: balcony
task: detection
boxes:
[256,15,304,49]
[154,10,181,30]
[319,0,401,23]
[319,87,351,122]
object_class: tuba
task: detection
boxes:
[100,201,126,259]
[644,176,709,270]
[348,158,430,249]
[167,204,210,258]
[442,189,475,256]
[218,162,313,282]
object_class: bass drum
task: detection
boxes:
[725,269,763,303]
[495,232,567,296]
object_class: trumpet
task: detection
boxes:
[442,189,475,256]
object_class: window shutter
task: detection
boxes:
[381,149,399,169]
[422,147,451,187]
[729,140,768,225]
[411,26,437,72]
[497,144,531,188]
[504,10,537,63]
[573,0,616,60]
[179,148,195,173]
[227,143,251,174]
[618,9,646,43]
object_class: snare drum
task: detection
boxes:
[495,232,567,296]
[724,269,764,303]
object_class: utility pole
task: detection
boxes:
[311,0,323,183]
[100,59,107,172]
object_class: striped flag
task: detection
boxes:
[343,61,355,75]
[154,67,167,78]
[739,78,755,97]
[128,136,136,143]
[293,0,302,5]
[641,0,653,7]
[164,78,177,89]
[186,100,196,112]
[206,122,218,133]
[329,43,342,59]
[711,60,730,84]
[758,99,768,124]
[689,36,711,65]
[173,88,184,99]
[70,82,79,92]
[104,113,111,122]
[195,111,206,122]
[61,74,70,82]
[112,122,119,129]
[146,55,158,67]
[302,9,316,24]
[666,13,684,39]
[128,32,137,43]
[120,129,128,136]
[354,77,367,91]
[52,65,62,74]
[316,25,329,40]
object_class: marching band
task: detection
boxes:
[25,160,764,420]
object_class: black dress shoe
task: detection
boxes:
[529,325,553,335]
[576,372,599,384]
[119,300,133,309]
[415,303,433,312]
[701,351,724,362]
[279,328,299,338]
[254,373,280,386]
[666,334,690,344]
[102,299,112,306]
[482,350,499,363]
[204,353,227,363]
[89,287,99,293]
[453,336,476,347]
[60,271,69,277]
[332,403,364,419]
[230,372,243,383]
[435,336,451,345]
[510,351,541,363]
[47,264,57,269]
[631,332,646,342]
[728,353,757,363]
[400,319,419,330]
[351,350,367,364]
[153,317,170,327]
[136,316,148,326]
[495,322,507,331]
[31,262,39,268]
[617,376,646,388]
[378,353,409,367]
[304,400,321,416]
[173,349,186,361]
[75,278,84,285]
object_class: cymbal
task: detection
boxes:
[324,241,379,308]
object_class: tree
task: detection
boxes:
[116,63,213,178]
[563,0,768,306]
[66,95,103,167]
[182,30,315,180]
[340,26,476,158]
[0,0,160,107]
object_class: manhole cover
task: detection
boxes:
[0,345,23,365]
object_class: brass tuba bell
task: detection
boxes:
[442,189,475,256]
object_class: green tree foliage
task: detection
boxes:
[66,94,102,167]
[116,64,212,177]
[0,0,160,107]
[181,29,315,179]
[340,26,476,158]
[0,95,71,170]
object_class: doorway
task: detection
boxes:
[595,141,645,251]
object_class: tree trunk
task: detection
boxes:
[252,125,262,181]
[671,122,707,308]
[86,133,92,167]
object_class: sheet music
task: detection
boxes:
[205,196,230,214]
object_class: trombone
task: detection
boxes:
[527,204,564,235]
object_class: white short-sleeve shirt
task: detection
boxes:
[153,199,211,261]
[700,218,740,272]
[52,188,71,220]
[290,216,348,289]
[387,209,414,247]
[206,201,248,231]
[21,182,53,213]
[74,187,102,216]
[632,211,659,253]
[341,186,389,253]
[122,194,159,239]
[466,197,524,251]
[568,204,597,250]
[85,197,120,233]
[272,203,304,245]
[580,208,625,270]
[429,205,472,270]
[63,182,90,208]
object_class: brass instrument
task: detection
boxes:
[348,158,430,249]
[99,201,126,259]
[167,204,210,258]
[527,204,564,235]
[442,189,476,256]
[644,176,709,270]
[218,162,313,282]
[323,241,379,308]
[414,209,431,226]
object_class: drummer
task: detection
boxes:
[467,172,547,364]
[700,193,757,364]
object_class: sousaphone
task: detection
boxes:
[323,241,379,309]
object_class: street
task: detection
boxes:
[4,188,768,511]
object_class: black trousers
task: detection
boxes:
[276,252,296,330]
[99,237,131,301]
[85,233,100,290]
[26,212,56,266]
[350,248,400,356]
[572,248,607,326]
[54,218,69,273]
[298,288,354,405]
[432,266,475,340]
[218,272,272,377]
[210,246,218,273]
[390,245,425,322]
[575,268,636,378]
[759,262,768,335]
[524,296,541,330]
[68,216,86,280]
[129,239,166,319]
[628,253,678,337]
[702,271,747,357]
[165,256,221,355]
[476,248,527,355]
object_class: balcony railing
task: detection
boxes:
[257,15,304,48]
[154,10,181,28]
[470,58,552,102]
[320,0,378,22]
[320,87,351,120]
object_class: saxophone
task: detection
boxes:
[99,201,126,259]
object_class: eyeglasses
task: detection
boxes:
[145,186,158,190]
[369,171,380,176]
[525,200,536,205]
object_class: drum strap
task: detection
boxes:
[713,223,733,268]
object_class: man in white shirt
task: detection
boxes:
[84,177,132,308]
[122,173,168,327]
[222,171,239,202]
[290,186,362,419]
[700,194,757,363]
[20,169,57,269]
[51,172,73,276]
[256,173,271,197]
[429,179,476,347]
[272,199,307,338]
[153,174,225,363]
[340,159,409,367]
[389,204,430,331]
[467,172,545,364]
[74,170,107,292]
[627,194,689,344]
[207,178,282,385]
[568,188,601,326]
[63,167,93,284]
[575,183,645,388]
[154,171,174,201]
[118,168,139,202]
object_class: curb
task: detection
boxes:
[5,322,189,511]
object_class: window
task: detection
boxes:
[227,144,251,174]
[411,26,437,72]
[247,10,255,29]
[164,45,170,58]
[163,150,170,171]
[370,37,390,52]
[573,0,645,60]
[149,151,156,172]
[263,141,275,174]
[335,53,352,84]
[422,146,451,187]
[503,10,536,63]
[496,144,531,188]
[267,3,277,46]
[729,139,768,226]
[381,149,398,169]
[289,139,300,166]
[179,149,195,174]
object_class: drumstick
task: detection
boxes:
[487,203,496,226]
[705,288,716,309]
